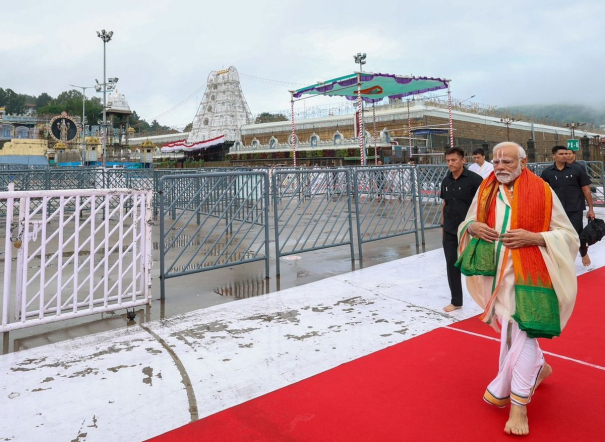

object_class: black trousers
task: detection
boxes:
[443,232,463,307]
[567,211,588,257]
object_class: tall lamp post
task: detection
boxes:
[500,117,519,141]
[566,122,585,139]
[70,84,94,166]
[97,29,113,167]
[354,52,367,165]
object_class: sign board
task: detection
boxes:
[567,139,579,151]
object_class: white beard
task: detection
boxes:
[495,164,522,184]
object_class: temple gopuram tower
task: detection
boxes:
[188,66,253,144]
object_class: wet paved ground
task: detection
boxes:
[1,224,443,354]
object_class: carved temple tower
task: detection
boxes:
[188,66,253,144]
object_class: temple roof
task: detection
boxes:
[107,90,132,115]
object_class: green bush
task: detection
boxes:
[183,159,204,168]
[156,161,178,169]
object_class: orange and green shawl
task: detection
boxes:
[474,168,560,339]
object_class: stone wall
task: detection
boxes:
[0,139,48,156]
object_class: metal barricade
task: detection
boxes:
[0,169,47,192]
[0,170,48,216]
[585,161,605,207]
[0,187,153,332]
[272,169,354,275]
[352,166,419,261]
[46,169,100,212]
[415,165,449,244]
[159,172,270,299]
[48,168,98,190]
[526,162,551,176]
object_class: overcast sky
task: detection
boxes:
[2,0,604,129]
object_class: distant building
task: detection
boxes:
[229,100,604,166]
[0,107,41,141]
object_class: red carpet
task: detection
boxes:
[148,269,605,442]
[450,266,605,367]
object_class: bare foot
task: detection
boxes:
[504,404,529,436]
[582,254,591,267]
[443,304,461,313]
[536,362,552,389]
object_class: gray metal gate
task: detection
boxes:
[159,172,270,299]
[415,165,449,244]
[352,166,420,260]
[272,169,355,275]
[585,161,605,207]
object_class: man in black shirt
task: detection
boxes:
[540,145,595,266]
[440,146,483,312]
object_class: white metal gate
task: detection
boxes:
[1,187,153,332]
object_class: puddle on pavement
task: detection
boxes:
[214,278,270,300]
[153,234,203,250]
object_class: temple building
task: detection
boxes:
[228,99,605,167]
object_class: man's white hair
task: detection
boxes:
[493,142,526,159]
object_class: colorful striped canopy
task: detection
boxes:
[292,72,449,103]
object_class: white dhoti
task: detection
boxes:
[484,320,545,407]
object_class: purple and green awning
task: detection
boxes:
[288,71,454,166]
[292,72,449,103]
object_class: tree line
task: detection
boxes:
[0,87,176,137]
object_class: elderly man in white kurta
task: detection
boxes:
[456,142,578,436]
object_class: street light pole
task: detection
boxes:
[353,52,367,165]
[500,117,519,141]
[70,84,93,166]
[97,29,113,167]
[459,94,476,106]
[566,122,585,139]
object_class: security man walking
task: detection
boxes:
[440,146,483,312]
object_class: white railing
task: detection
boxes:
[1,186,153,332]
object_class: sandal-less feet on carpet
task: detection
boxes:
[443,304,462,313]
